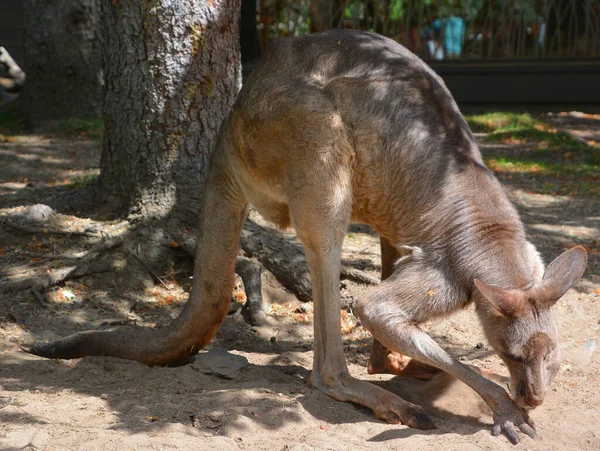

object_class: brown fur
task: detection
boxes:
[28,30,587,444]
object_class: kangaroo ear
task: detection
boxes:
[474,279,529,318]
[537,246,588,308]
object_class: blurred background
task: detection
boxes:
[3,0,600,111]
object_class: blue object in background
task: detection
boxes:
[432,18,442,39]
[444,16,465,58]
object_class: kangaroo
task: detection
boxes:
[28,30,587,444]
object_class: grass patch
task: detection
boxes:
[465,112,543,133]
[465,112,584,149]
[483,150,600,196]
[466,111,600,196]
[69,174,99,189]
[484,128,585,149]
[58,118,104,138]
[0,112,104,138]
[0,111,23,133]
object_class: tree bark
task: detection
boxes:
[98,0,242,227]
[20,0,102,123]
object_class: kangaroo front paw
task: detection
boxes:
[375,399,436,430]
[492,394,538,444]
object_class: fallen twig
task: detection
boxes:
[130,251,170,290]
[100,318,137,327]
[340,266,380,286]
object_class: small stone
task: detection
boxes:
[10,204,55,223]
[573,339,596,366]
[191,348,249,379]
[100,393,109,400]
[207,410,226,423]
[475,342,484,349]
[270,336,276,343]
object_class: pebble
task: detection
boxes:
[191,348,249,379]
[573,339,596,366]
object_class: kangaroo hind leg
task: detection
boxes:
[368,238,442,380]
[289,157,434,430]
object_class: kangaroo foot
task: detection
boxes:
[311,371,436,430]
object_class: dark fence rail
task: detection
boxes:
[0,1,25,68]
[431,58,600,111]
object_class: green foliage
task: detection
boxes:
[485,129,586,150]
[58,118,104,138]
[465,112,542,133]
[466,112,588,150]
[258,0,593,59]
[69,174,99,189]
[484,152,600,196]
[0,111,23,133]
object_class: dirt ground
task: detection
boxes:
[1,117,599,451]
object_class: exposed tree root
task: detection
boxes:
[240,219,312,303]
[176,213,379,308]
[1,258,113,296]
[1,204,376,321]
[31,285,50,308]
[235,256,266,326]
[9,236,125,261]
[240,218,379,303]
[0,238,123,296]
[2,218,102,237]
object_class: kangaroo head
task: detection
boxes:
[474,246,587,409]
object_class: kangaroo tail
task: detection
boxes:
[27,134,248,366]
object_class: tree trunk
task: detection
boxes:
[98,0,242,227]
[20,0,102,123]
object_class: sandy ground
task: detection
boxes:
[0,124,599,450]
